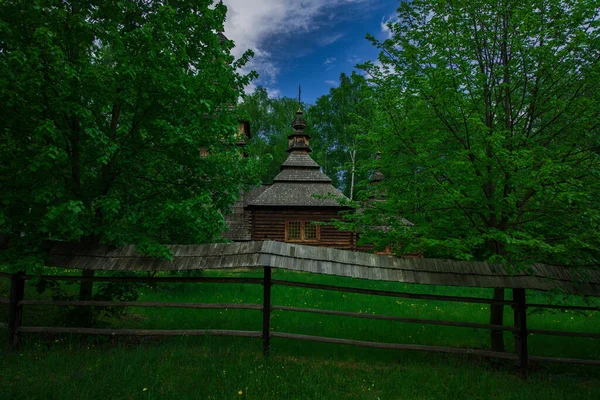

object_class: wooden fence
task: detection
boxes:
[1,269,599,377]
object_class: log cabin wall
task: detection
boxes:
[250,207,353,250]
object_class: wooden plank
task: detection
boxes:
[22,275,263,284]
[18,327,262,337]
[528,329,600,339]
[0,298,9,305]
[271,279,516,306]
[0,271,13,278]
[513,288,528,378]
[528,355,600,366]
[19,300,262,310]
[43,240,600,295]
[527,303,599,312]
[7,273,25,351]
[262,267,272,356]
[271,332,519,360]
[272,305,518,332]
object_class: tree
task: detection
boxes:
[346,0,600,351]
[0,0,259,274]
[310,72,375,199]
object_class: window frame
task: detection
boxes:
[285,220,320,243]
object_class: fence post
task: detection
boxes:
[8,272,25,351]
[513,288,528,378]
[262,266,272,356]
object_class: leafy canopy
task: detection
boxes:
[0,0,259,271]
[345,0,600,267]
[240,87,312,184]
[310,72,375,199]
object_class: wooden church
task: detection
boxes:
[225,107,356,250]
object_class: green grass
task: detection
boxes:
[0,269,599,399]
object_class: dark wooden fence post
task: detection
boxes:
[513,288,528,378]
[8,272,25,351]
[262,266,272,356]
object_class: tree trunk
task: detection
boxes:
[490,287,505,352]
[349,149,356,200]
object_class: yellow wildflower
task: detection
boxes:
[238,390,243,395]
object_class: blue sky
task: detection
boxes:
[222,0,400,104]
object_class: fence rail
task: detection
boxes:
[19,300,263,311]
[1,270,599,376]
[17,327,262,338]
[271,279,517,306]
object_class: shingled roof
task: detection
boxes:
[223,186,268,241]
[247,109,348,208]
[46,240,600,295]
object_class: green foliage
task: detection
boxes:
[242,73,375,198]
[0,0,260,272]
[240,87,312,184]
[343,0,600,267]
[310,72,375,199]
[35,273,142,327]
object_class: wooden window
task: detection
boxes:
[285,221,320,242]
[304,223,318,240]
[287,221,301,240]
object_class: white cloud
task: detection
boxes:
[266,88,281,98]
[323,57,337,65]
[380,15,399,39]
[347,54,362,65]
[325,80,337,86]
[222,0,367,93]
[319,33,344,46]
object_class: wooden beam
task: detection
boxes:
[18,327,262,337]
[19,300,262,310]
[527,329,600,339]
[271,332,519,360]
[272,305,518,331]
[513,288,528,378]
[527,304,599,312]
[21,275,263,284]
[262,267,272,356]
[7,273,25,351]
[271,279,516,306]
[528,355,600,366]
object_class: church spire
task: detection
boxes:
[287,87,311,153]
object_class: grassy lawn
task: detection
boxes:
[0,269,599,399]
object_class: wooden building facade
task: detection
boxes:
[225,108,355,250]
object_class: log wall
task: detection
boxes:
[250,207,354,250]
